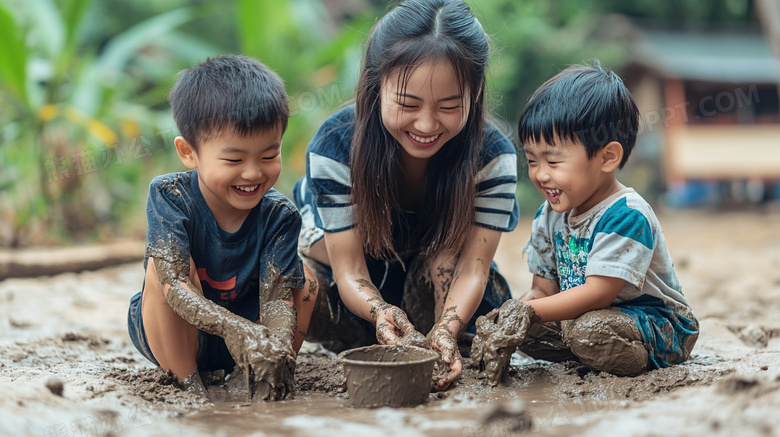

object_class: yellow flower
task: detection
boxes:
[65,106,85,123]
[86,119,118,145]
[38,104,58,121]
[120,119,141,139]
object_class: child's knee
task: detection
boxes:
[518,321,578,362]
[564,309,649,376]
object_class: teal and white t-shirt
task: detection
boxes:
[524,188,698,368]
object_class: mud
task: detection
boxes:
[470,299,540,385]
[338,345,439,408]
[155,253,297,401]
[565,309,649,376]
[2,211,780,436]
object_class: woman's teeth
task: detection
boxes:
[409,133,440,144]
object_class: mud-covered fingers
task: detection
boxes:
[435,353,462,391]
[475,310,501,337]
[376,321,401,345]
[469,338,484,369]
[391,309,417,335]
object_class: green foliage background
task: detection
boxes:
[0,0,756,246]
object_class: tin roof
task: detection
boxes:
[631,30,780,83]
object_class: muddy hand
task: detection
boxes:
[427,324,462,391]
[246,334,296,401]
[225,319,295,401]
[375,305,424,346]
[471,300,539,385]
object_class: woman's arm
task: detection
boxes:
[431,226,503,338]
[425,225,503,389]
[323,228,422,344]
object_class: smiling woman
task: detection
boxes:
[379,60,470,165]
[291,0,520,392]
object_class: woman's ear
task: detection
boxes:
[600,141,624,172]
[174,136,198,170]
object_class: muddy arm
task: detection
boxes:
[257,261,298,346]
[154,257,259,336]
[426,226,504,389]
[155,258,293,401]
[323,228,425,345]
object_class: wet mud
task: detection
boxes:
[470,299,539,385]
[2,211,780,436]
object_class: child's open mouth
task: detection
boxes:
[233,185,258,195]
[544,188,561,202]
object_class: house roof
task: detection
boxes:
[631,30,780,83]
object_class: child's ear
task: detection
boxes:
[600,141,624,172]
[174,136,198,170]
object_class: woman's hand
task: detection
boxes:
[374,304,427,347]
[427,322,462,391]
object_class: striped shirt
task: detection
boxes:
[296,105,519,242]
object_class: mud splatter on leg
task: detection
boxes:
[563,308,649,376]
[518,321,578,362]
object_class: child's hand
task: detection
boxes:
[224,319,296,401]
[470,299,540,386]
[427,323,462,391]
[374,305,425,346]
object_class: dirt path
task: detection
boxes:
[1,211,779,436]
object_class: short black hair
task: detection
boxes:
[168,54,288,150]
[518,60,639,168]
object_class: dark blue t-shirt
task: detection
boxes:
[144,170,305,311]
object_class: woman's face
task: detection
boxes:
[380,60,470,165]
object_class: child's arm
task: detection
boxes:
[323,228,425,345]
[257,268,317,356]
[515,275,559,301]
[523,275,626,322]
[153,257,294,400]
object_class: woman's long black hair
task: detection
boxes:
[350,0,489,261]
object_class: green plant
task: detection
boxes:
[0,0,217,245]
[233,0,374,195]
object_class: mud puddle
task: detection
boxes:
[178,350,731,437]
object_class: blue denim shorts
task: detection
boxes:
[127,289,260,373]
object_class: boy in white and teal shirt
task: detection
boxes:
[474,60,698,377]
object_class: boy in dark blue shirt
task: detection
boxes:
[127,55,317,401]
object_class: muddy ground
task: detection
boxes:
[1,210,779,437]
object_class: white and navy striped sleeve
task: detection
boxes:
[475,127,520,232]
[304,106,357,232]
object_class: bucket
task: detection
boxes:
[337,344,439,408]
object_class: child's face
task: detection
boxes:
[524,138,609,216]
[380,59,469,166]
[181,126,283,226]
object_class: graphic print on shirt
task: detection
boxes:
[554,231,589,291]
[198,268,248,301]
